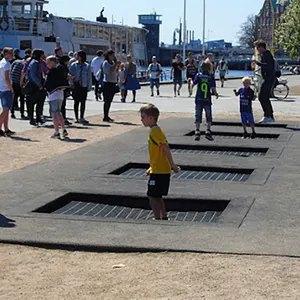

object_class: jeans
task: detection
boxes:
[27,88,45,121]
[259,79,275,118]
[103,82,116,119]
[195,103,212,124]
[11,83,26,115]
[73,85,88,120]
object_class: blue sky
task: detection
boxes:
[45,0,264,45]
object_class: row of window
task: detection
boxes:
[73,23,145,44]
[0,3,43,18]
[264,4,286,15]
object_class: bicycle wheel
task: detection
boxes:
[273,84,289,100]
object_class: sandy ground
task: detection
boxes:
[1,244,300,300]
[2,110,300,299]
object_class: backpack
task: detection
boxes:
[274,60,281,78]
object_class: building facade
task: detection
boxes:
[257,0,290,48]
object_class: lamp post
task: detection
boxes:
[183,0,187,60]
[202,0,206,56]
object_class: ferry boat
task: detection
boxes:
[0,0,148,65]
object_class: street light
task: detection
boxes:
[183,0,187,60]
[202,0,206,56]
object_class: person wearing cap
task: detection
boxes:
[185,52,198,97]
[147,56,162,97]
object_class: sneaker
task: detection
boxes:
[5,130,16,137]
[11,114,16,119]
[64,120,72,126]
[195,130,201,141]
[157,90,160,96]
[131,99,136,103]
[79,118,89,124]
[103,117,114,123]
[30,119,37,126]
[51,132,60,139]
[150,92,154,97]
[258,117,275,124]
[250,132,257,139]
[205,130,214,141]
[0,129,5,137]
[21,115,28,120]
[37,118,45,125]
[121,98,125,103]
[242,132,249,139]
[178,90,180,96]
[62,129,69,138]
[75,119,81,124]
[174,94,177,98]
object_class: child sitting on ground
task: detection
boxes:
[192,62,219,141]
[140,104,180,220]
[45,56,70,139]
[234,77,257,139]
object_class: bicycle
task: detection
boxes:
[252,68,290,101]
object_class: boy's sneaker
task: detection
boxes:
[205,130,214,141]
[5,130,16,137]
[242,132,249,139]
[250,132,257,139]
[51,132,60,139]
[195,130,201,141]
[63,129,69,139]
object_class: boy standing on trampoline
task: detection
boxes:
[140,104,180,220]
[234,77,257,139]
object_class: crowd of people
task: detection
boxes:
[0,47,142,138]
[0,40,277,141]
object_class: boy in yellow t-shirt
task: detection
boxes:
[140,104,180,220]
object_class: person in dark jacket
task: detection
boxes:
[26,49,46,126]
[102,49,121,122]
[253,40,276,123]
[45,56,70,139]
[57,55,72,126]
[69,50,92,124]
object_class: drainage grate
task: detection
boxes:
[185,131,279,140]
[212,121,288,128]
[111,163,253,182]
[169,144,268,157]
[34,193,229,224]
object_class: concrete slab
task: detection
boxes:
[1,117,300,257]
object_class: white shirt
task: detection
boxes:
[148,63,162,79]
[91,56,104,76]
[0,58,11,92]
[47,90,64,101]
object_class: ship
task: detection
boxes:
[0,0,148,65]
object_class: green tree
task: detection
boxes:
[237,15,259,48]
[276,0,300,57]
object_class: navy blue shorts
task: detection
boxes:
[150,78,160,89]
[173,77,182,85]
[0,90,13,110]
[241,112,255,125]
[195,103,212,124]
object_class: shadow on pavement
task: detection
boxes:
[114,122,140,126]
[9,136,40,142]
[62,138,87,143]
[0,214,16,228]
[85,123,111,127]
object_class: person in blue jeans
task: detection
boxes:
[234,77,257,139]
[192,62,218,141]
[0,47,15,137]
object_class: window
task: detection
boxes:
[98,26,103,39]
[14,18,30,31]
[73,23,78,36]
[280,6,284,13]
[78,23,85,38]
[0,3,8,18]
[91,25,97,39]
[20,40,32,50]
[103,27,110,41]
[80,44,109,56]
[86,24,91,38]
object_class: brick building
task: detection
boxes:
[257,0,290,48]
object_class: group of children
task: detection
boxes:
[141,62,257,220]
[193,62,256,141]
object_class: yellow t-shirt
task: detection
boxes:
[148,126,171,174]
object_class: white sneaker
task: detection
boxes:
[258,117,268,124]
